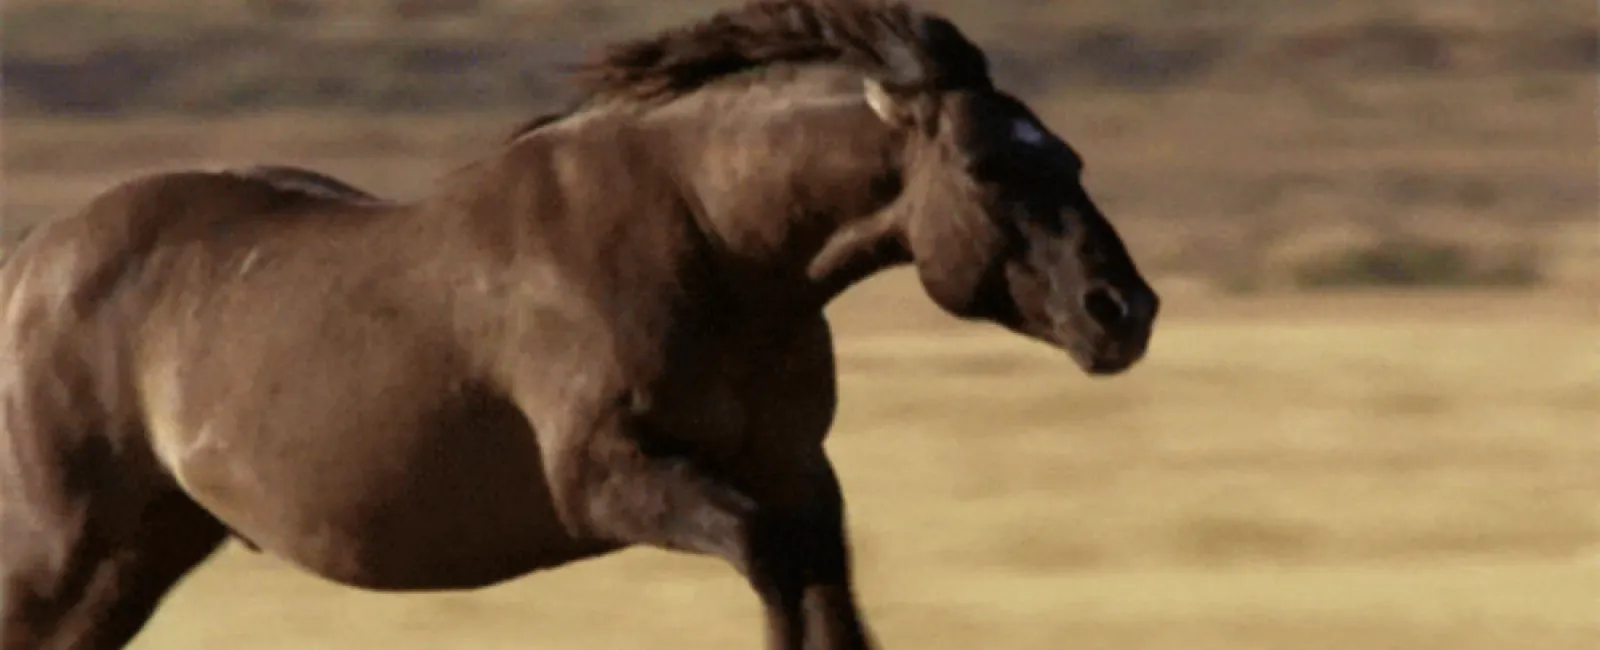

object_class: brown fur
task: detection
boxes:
[0,1,1158,649]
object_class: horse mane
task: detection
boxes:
[506,0,992,142]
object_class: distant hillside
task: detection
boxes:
[3,0,1594,116]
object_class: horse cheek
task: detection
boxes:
[911,214,1006,318]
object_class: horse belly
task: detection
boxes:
[167,402,619,592]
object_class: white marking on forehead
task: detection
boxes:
[1011,119,1048,147]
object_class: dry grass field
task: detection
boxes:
[3,0,1595,647]
[109,279,1596,650]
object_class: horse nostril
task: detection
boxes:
[1081,286,1129,326]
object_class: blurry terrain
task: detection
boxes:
[1,1,1596,648]
[3,0,1596,291]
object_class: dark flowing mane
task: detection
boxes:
[507,0,992,141]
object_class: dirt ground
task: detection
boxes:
[109,279,1596,650]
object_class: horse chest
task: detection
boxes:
[647,360,759,453]
[648,342,837,460]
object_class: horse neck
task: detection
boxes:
[665,82,914,314]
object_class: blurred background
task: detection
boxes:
[3,1,1596,648]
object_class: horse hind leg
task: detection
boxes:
[2,484,227,650]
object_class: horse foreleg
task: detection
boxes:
[537,406,872,650]
[745,455,875,650]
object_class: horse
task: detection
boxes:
[0,0,1160,647]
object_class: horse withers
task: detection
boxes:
[0,1,1158,648]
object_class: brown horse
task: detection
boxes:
[0,0,1159,648]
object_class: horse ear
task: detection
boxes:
[863,77,914,127]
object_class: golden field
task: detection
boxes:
[3,1,1595,647]
[106,280,1596,650]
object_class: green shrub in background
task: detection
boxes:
[1291,236,1543,290]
